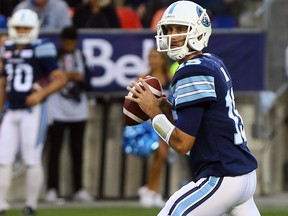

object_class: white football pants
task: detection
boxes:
[0,103,48,165]
[158,170,260,216]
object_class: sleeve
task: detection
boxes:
[176,105,204,137]
[171,65,217,109]
[35,41,59,75]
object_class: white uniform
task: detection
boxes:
[47,49,89,122]
[0,38,59,211]
[0,104,48,165]
[158,171,259,216]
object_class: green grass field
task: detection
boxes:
[3,207,288,216]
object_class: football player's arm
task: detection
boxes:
[168,129,196,155]
[66,71,84,82]
[26,41,68,106]
[158,97,174,122]
[167,106,203,154]
[43,68,67,96]
[126,78,202,155]
[25,69,67,106]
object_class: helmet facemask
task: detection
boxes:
[8,9,40,45]
[9,27,38,45]
[156,24,196,61]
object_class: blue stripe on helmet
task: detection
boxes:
[168,2,178,14]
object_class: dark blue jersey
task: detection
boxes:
[0,39,58,109]
[171,53,258,180]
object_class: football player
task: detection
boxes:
[125,1,261,215]
[0,9,67,216]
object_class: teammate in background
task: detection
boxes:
[0,9,67,216]
[44,26,93,203]
[137,47,172,207]
[125,1,260,216]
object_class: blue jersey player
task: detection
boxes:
[0,9,67,216]
[125,1,260,216]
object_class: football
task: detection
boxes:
[123,76,163,126]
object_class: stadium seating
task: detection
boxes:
[116,7,142,29]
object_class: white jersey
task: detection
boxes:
[47,91,88,122]
[47,49,89,122]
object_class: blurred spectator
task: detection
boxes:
[122,0,147,24]
[194,0,244,28]
[13,0,72,30]
[63,0,80,17]
[123,0,144,9]
[73,0,121,28]
[116,6,142,29]
[0,0,21,29]
[44,26,93,203]
[0,0,20,18]
[64,0,79,7]
[195,0,244,17]
[149,7,166,30]
[126,0,174,28]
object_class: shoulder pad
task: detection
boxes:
[34,40,57,58]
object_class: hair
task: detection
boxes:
[150,47,170,74]
[60,26,78,40]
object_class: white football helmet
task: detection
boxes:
[155,1,212,60]
[8,9,40,44]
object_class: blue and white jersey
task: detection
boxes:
[0,39,58,109]
[171,53,258,180]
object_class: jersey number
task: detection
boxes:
[5,63,33,92]
[225,88,247,145]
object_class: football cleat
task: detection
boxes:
[20,206,36,216]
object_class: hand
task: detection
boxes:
[143,75,152,79]
[25,91,45,106]
[159,97,172,113]
[158,97,174,122]
[67,72,84,82]
[125,78,162,118]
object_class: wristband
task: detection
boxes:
[152,114,175,144]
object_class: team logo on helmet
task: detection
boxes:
[196,6,211,27]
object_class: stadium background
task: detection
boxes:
[0,0,287,211]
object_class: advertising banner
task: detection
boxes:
[43,31,265,93]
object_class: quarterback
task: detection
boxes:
[125,1,261,215]
[0,9,66,216]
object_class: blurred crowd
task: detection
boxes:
[0,0,263,30]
